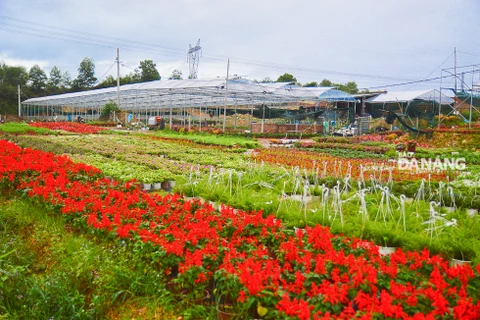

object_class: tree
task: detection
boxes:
[29,64,48,92]
[319,79,359,94]
[339,81,359,94]
[2,65,29,87]
[98,75,117,88]
[138,60,160,82]
[260,77,273,83]
[276,73,297,83]
[72,57,97,90]
[320,79,333,87]
[100,101,120,119]
[47,66,70,92]
[169,69,182,80]
[48,66,63,91]
[303,81,318,87]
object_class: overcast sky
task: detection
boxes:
[1,0,479,91]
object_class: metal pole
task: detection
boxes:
[470,66,474,128]
[438,71,443,129]
[223,58,230,132]
[18,85,21,117]
[234,97,237,130]
[116,48,120,109]
[454,47,457,94]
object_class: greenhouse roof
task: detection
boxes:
[366,89,454,104]
[22,78,355,109]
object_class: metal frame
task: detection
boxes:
[21,78,357,127]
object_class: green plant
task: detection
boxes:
[100,102,120,119]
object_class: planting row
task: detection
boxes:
[1,139,480,319]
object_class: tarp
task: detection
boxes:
[367,89,454,104]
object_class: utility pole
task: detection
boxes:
[454,47,457,93]
[18,85,21,117]
[116,48,120,123]
[222,58,230,132]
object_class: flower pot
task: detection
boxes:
[450,258,471,267]
[216,305,239,320]
[143,183,152,191]
[180,289,211,306]
[378,246,397,256]
[161,181,169,190]
[153,182,162,190]
[168,180,176,189]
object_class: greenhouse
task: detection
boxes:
[21,78,357,126]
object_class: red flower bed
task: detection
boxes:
[29,122,107,134]
[1,139,479,319]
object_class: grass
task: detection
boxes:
[153,130,260,148]
[0,197,178,319]
[0,122,53,135]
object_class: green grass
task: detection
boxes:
[0,122,53,135]
[153,130,260,148]
[0,197,178,319]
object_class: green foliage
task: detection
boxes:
[72,57,97,90]
[1,63,29,86]
[461,110,479,122]
[0,122,53,135]
[169,69,183,80]
[138,60,161,82]
[276,73,297,83]
[320,79,333,87]
[0,198,175,319]
[303,81,318,87]
[155,130,260,148]
[28,64,48,92]
[100,102,120,119]
[319,78,359,93]
[47,66,70,93]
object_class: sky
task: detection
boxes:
[1,0,480,91]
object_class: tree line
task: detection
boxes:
[264,73,360,94]
[0,57,172,115]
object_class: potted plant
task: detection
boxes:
[449,237,475,266]
[395,142,406,152]
[407,139,417,153]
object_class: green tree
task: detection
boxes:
[47,66,63,91]
[72,57,97,90]
[47,66,70,92]
[119,72,140,85]
[0,62,29,115]
[319,79,358,94]
[169,69,182,80]
[98,75,117,88]
[276,73,297,83]
[29,65,48,92]
[335,81,359,94]
[260,77,273,83]
[303,81,318,87]
[100,101,120,119]
[2,65,29,86]
[138,60,160,82]
[320,79,333,87]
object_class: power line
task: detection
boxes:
[95,61,116,85]
[0,15,421,83]
[359,71,478,90]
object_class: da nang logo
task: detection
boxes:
[397,153,466,172]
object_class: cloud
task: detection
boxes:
[0,52,49,70]
[1,0,479,90]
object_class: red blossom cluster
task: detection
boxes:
[29,122,106,134]
[1,139,479,319]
